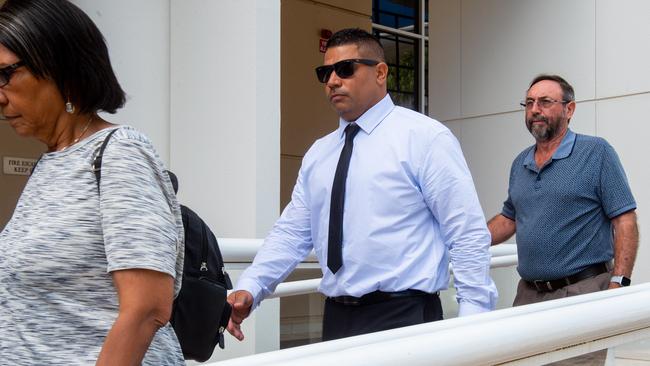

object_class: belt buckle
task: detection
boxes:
[533,280,553,292]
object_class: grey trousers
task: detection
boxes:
[513,272,612,365]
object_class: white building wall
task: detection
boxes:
[429,0,650,287]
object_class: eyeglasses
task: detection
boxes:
[315,59,379,83]
[520,98,570,110]
[0,61,25,87]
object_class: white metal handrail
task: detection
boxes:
[220,238,517,264]
[220,238,318,262]
[210,283,650,366]
[268,253,519,299]
[487,253,518,268]
[214,285,650,365]
[267,278,321,299]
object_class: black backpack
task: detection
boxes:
[93,129,233,362]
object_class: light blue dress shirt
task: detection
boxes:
[236,95,497,316]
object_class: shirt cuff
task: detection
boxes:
[234,277,266,310]
[458,300,492,317]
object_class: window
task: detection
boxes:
[372,0,428,114]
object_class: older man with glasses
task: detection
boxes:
[226,28,497,342]
[488,74,638,364]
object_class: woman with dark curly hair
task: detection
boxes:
[0,0,184,364]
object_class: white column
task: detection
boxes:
[171,1,281,361]
[170,0,280,239]
[71,0,172,164]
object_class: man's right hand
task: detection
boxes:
[226,290,254,341]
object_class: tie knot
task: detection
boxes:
[345,123,360,141]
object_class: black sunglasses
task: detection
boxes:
[315,59,380,83]
[0,61,25,87]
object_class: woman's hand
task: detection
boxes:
[96,269,175,366]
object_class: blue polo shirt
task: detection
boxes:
[502,129,636,281]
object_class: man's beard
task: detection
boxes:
[526,114,561,142]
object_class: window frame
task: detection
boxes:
[372,0,428,114]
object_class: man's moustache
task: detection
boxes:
[528,115,548,124]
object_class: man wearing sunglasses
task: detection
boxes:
[228,28,496,342]
[488,74,638,364]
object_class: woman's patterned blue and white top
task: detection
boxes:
[0,126,185,365]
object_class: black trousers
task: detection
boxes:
[321,293,443,341]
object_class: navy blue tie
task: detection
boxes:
[327,123,361,274]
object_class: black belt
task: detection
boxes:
[526,262,609,292]
[328,289,436,306]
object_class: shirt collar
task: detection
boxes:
[552,128,576,159]
[337,94,394,138]
[523,129,576,168]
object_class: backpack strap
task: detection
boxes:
[92,128,119,190]
[30,156,43,176]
